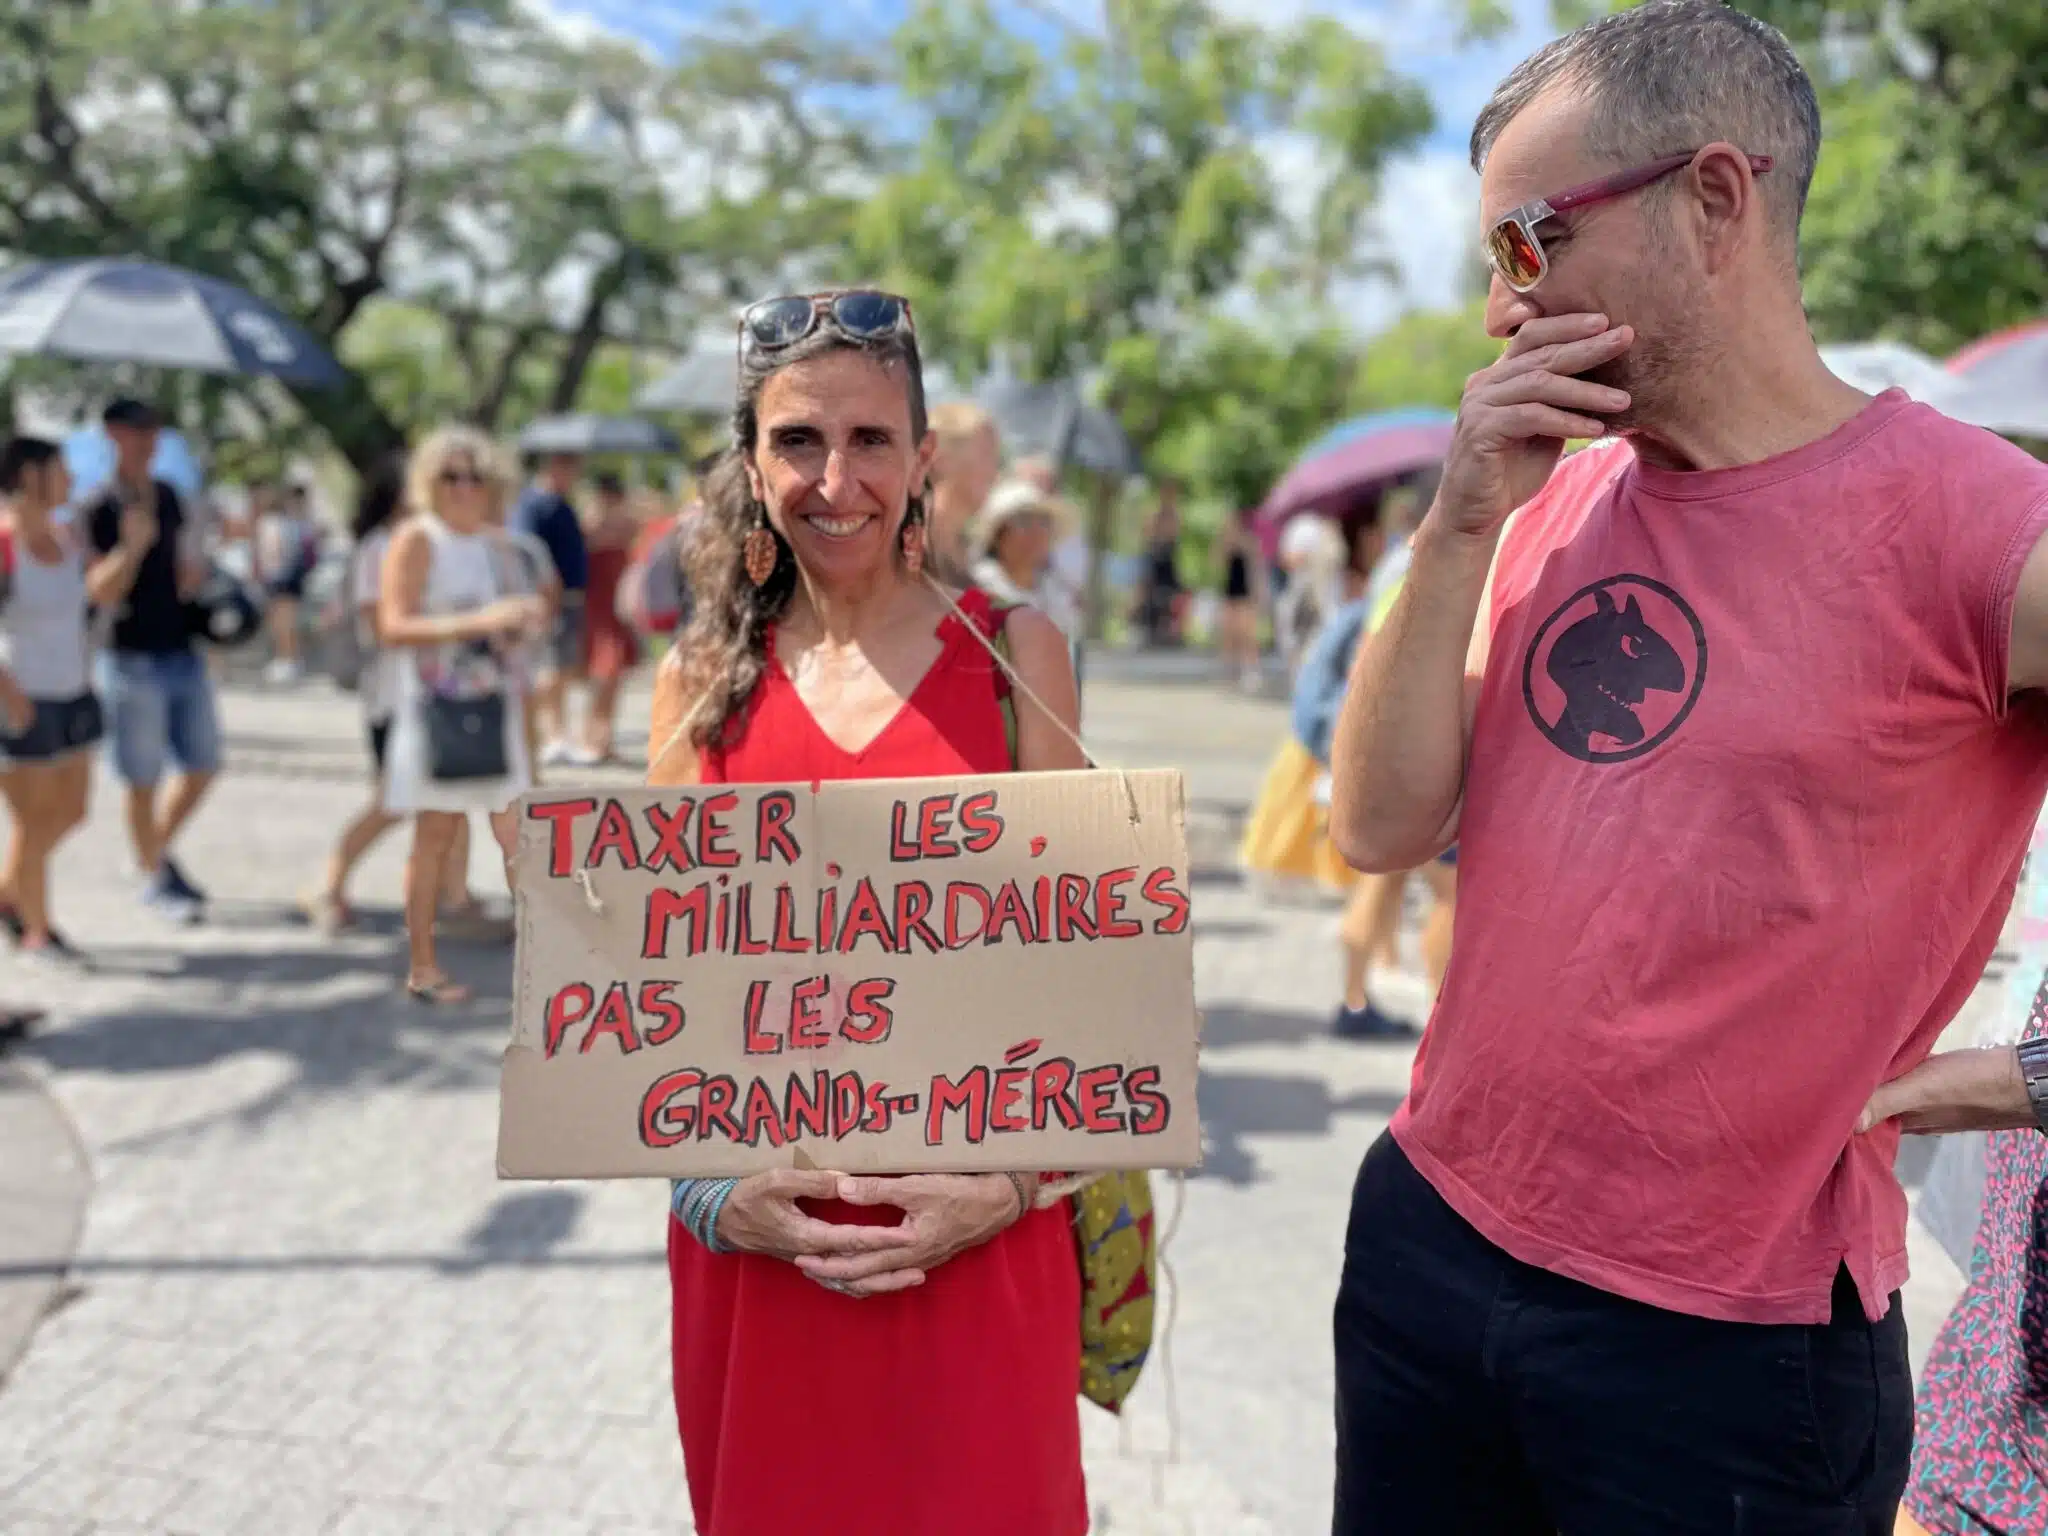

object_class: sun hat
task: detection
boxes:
[974,478,1080,551]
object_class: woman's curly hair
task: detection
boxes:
[669,316,931,749]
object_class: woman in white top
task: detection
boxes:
[0,437,148,957]
[969,479,1079,613]
[378,427,542,1003]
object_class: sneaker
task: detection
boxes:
[0,1004,44,1045]
[142,868,203,925]
[563,744,604,769]
[540,739,577,767]
[161,858,208,906]
[264,658,303,685]
[1332,1001,1418,1041]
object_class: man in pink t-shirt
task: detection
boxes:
[1325,3,2048,1533]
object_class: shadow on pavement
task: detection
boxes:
[1196,1067,1403,1186]
[1200,1003,1331,1049]
[26,936,516,1152]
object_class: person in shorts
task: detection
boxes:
[82,398,220,924]
[259,481,321,684]
[509,451,586,765]
[0,437,137,960]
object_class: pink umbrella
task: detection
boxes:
[1939,319,2048,439]
[1255,416,1456,556]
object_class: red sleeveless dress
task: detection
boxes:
[669,589,1087,1536]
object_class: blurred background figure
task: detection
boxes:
[971,479,1082,622]
[378,428,539,1004]
[0,436,103,967]
[1273,511,1348,680]
[258,481,322,685]
[82,397,220,925]
[1131,479,1186,648]
[303,454,405,934]
[1215,506,1265,691]
[617,471,706,650]
[510,451,586,767]
[576,469,642,765]
[926,401,1001,588]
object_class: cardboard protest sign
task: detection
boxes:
[497,768,1201,1178]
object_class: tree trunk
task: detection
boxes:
[1083,471,1120,645]
[471,326,544,432]
[285,367,405,476]
[548,258,630,413]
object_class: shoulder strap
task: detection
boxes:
[984,600,1020,771]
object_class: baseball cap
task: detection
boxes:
[102,397,162,430]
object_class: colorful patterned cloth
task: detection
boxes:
[1905,982,2048,1535]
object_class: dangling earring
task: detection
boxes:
[743,504,777,587]
[902,507,926,580]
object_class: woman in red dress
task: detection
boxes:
[646,290,1088,1536]
[577,471,641,763]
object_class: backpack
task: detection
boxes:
[977,595,1160,1416]
[321,544,366,692]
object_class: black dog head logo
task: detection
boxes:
[1522,576,1706,763]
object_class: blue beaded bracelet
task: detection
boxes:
[671,1177,739,1253]
[700,1178,738,1254]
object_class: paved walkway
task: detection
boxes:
[0,669,1977,1535]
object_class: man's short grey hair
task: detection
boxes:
[1470,0,1821,246]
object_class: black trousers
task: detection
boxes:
[1333,1133,1913,1535]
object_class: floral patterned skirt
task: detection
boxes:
[1904,1000,2048,1534]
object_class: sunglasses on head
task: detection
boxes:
[1484,148,1774,294]
[738,290,915,358]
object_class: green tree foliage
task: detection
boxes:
[0,1,879,469]
[856,0,1435,622]
[1352,301,1503,413]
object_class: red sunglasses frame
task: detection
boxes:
[1484,149,1775,293]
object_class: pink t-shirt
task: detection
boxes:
[1393,391,2048,1325]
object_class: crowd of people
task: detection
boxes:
[8,3,2048,1533]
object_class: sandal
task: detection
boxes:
[405,974,473,1005]
[300,891,353,936]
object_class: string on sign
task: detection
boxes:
[923,576,1143,825]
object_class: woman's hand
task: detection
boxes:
[792,1173,1027,1299]
[466,594,546,641]
[713,1169,923,1268]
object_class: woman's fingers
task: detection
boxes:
[834,1268,926,1298]
[794,1244,931,1283]
[835,1174,915,1207]
[780,1213,915,1257]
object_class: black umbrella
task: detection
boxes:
[516,413,681,456]
[0,256,345,387]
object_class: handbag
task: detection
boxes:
[423,687,508,781]
[984,598,1159,1414]
[422,539,515,782]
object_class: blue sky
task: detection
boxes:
[545,0,1563,322]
